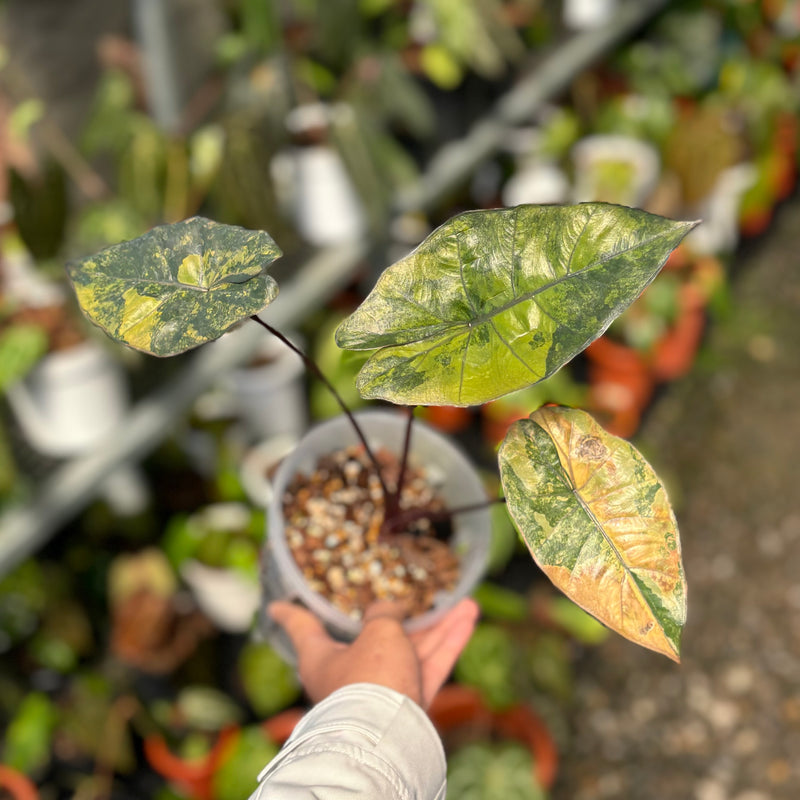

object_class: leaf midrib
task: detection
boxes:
[536,418,661,627]
[468,226,676,328]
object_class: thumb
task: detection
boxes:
[361,600,410,625]
[269,602,328,650]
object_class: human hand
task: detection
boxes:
[268,598,479,709]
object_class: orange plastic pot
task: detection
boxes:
[662,243,690,272]
[774,111,798,159]
[0,766,39,800]
[144,727,239,800]
[262,708,306,744]
[420,405,473,433]
[769,152,796,202]
[585,336,654,438]
[481,403,530,448]
[651,285,707,382]
[740,205,773,238]
[428,684,558,791]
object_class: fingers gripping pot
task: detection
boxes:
[259,410,491,662]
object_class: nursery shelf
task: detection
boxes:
[0,0,672,576]
[0,240,367,575]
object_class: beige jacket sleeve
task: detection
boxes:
[250,683,447,799]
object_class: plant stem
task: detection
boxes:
[382,496,507,536]
[385,406,415,521]
[249,315,391,499]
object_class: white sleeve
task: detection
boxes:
[249,683,447,799]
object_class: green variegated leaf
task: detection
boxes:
[336,203,697,406]
[66,217,281,356]
[498,406,685,661]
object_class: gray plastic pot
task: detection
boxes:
[259,410,491,660]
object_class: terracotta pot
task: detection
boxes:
[144,727,239,800]
[0,766,39,800]
[774,111,798,159]
[429,684,559,791]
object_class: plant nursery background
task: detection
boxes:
[1,1,799,798]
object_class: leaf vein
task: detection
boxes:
[471,226,679,326]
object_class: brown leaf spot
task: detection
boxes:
[639,620,655,636]
[575,435,608,462]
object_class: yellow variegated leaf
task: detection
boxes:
[336,203,697,406]
[66,217,281,357]
[498,406,686,660]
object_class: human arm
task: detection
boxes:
[248,599,479,799]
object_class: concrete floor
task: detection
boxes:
[552,195,800,800]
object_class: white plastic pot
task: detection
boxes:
[221,331,307,443]
[685,162,757,255]
[181,559,261,634]
[239,434,298,508]
[291,146,365,246]
[270,103,365,247]
[6,340,128,457]
[502,161,570,207]
[259,410,491,658]
[178,503,262,634]
[563,0,618,30]
[571,134,661,208]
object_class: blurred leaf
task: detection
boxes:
[163,504,262,572]
[239,0,281,55]
[310,312,369,420]
[3,692,58,774]
[176,687,244,732]
[239,642,301,717]
[0,324,48,391]
[447,741,546,800]
[455,623,517,711]
[337,204,696,406]
[420,44,463,89]
[487,501,520,575]
[0,560,48,649]
[473,582,528,623]
[74,200,149,252]
[30,634,78,673]
[0,422,17,498]
[67,217,281,357]
[499,406,686,661]
[526,632,573,703]
[8,99,44,141]
[9,160,68,261]
[59,673,134,771]
[546,596,609,646]
[212,726,279,800]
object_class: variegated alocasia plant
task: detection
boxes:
[67,203,695,661]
